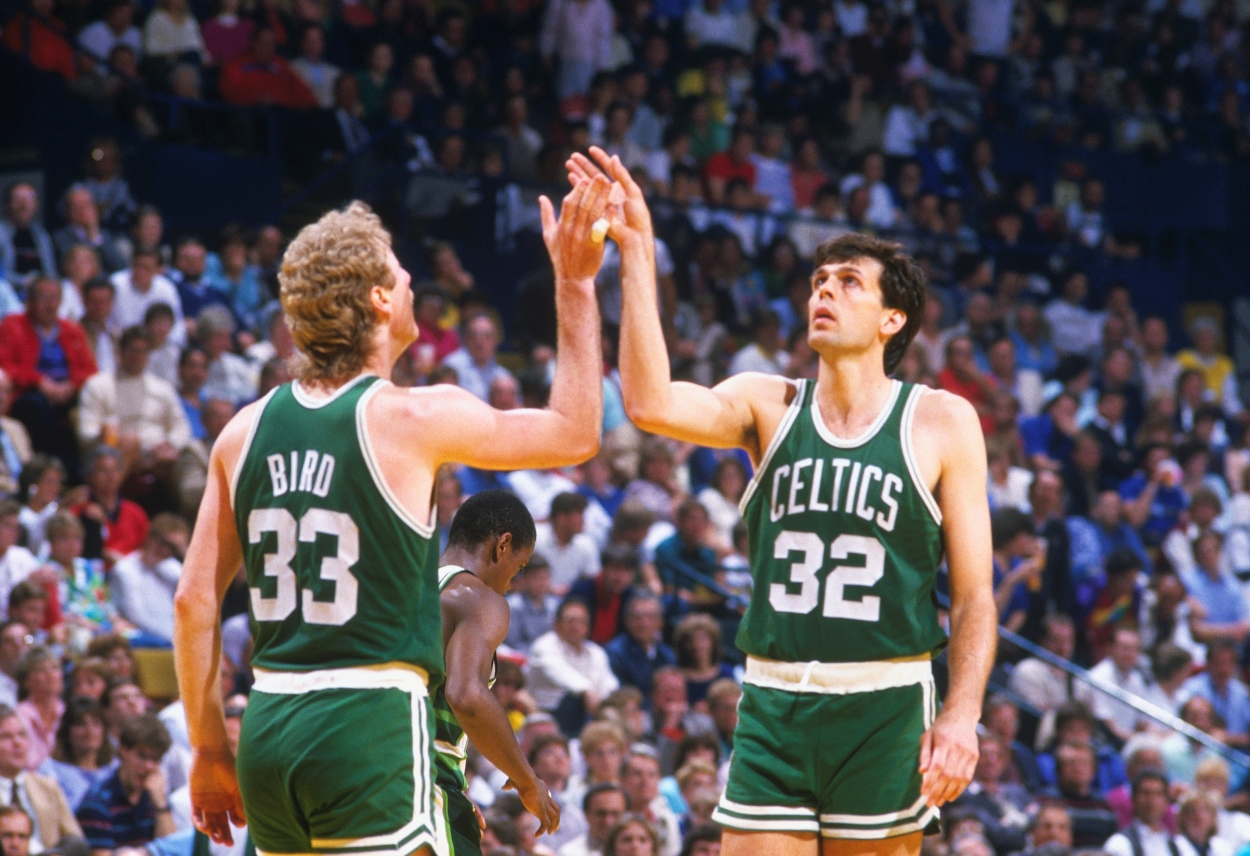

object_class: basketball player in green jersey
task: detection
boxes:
[572,149,997,856]
[173,179,614,856]
[435,489,559,855]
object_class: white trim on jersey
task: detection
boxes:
[229,387,280,509]
[809,378,901,449]
[899,384,943,526]
[355,380,437,539]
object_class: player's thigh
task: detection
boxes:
[723,829,819,856]
[817,681,938,841]
[443,789,483,856]
[821,831,923,856]
[239,686,438,853]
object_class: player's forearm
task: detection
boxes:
[944,587,997,721]
[617,234,677,430]
[173,580,229,753]
[447,683,540,791]
[546,276,603,462]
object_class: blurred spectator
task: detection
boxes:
[540,0,613,100]
[1082,548,1147,662]
[172,398,233,521]
[143,0,206,66]
[0,186,56,291]
[671,614,732,711]
[566,545,638,645]
[1182,534,1249,648]
[218,27,316,108]
[443,315,512,403]
[0,373,33,499]
[726,309,786,376]
[1039,741,1118,847]
[560,783,626,856]
[1173,790,1229,856]
[200,0,252,65]
[1103,769,1172,856]
[525,599,619,733]
[78,279,116,376]
[654,500,721,610]
[0,507,38,623]
[108,251,185,348]
[1076,627,1149,744]
[109,514,187,643]
[1008,614,1077,722]
[57,245,99,324]
[606,592,675,694]
[0,280,97,479]
[0,705,84,854]
[1178,319,1243,418]
[1,0,75,80]
[1179,640,1250,748]
[538,494,600,593]
[72,446,148,565]
[947,733,1030,854]
[77,0,141,63]
[1020,804,1072,856]
[52,188,126,276]
[619,750,679,856]
[197,307,255,406]
[76,715,174,854]
[506,556,559,652]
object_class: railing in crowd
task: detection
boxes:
[663,551,1250,769]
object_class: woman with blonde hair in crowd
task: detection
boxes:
[1194,757,1250,851]
[1174,788,1234,856]
[567,720,627,807]
[15,645,64,769]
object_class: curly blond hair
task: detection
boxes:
[279,202,396,383]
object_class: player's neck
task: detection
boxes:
[440,546,479,574]
[813,355,894,434]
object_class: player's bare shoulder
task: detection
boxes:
[909,386,986,488]
[714,371,802,462]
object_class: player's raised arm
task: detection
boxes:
[415,175,609,471]
[578,148,774,457]
[916,390,997,808]
[173,408,253,845]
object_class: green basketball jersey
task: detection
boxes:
[431,564,496,793]
[232,375,443,679]
[736,378,947,664]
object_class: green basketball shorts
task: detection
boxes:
[442,789,482,856]
[713,656,941,840]
[237,665,448,856]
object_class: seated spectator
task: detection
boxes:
[948,733,1031,855]
[77,0,141,64]
[1104,769,1173,856]
[173,397,234,521]
[143,0,205,66]
[1173,789,1230,856]
[0,705,85,854]
[78,280,116,377]
[1194,757,1250,851]
[1083,551,1146,664]
[166,239,233,332]
[49,698,115,811]
[0,185,55,295]
[76,715,175,854]
[0,371,33,499]
[1106,734,1169,830]
[606,592,676,694]
[727,309,786,377]
[673,758,717,836]
[42,513,127,642]
[567,545,638,646]
[982,695,1042,792]
[441,314,513,403]
[525,599,619,735]
[109,513,188,644]
[66,659,109,704]
[72,447,148,566]
[1075,626,1149,745]
[218,26,315,108]
[1040,741,1119,847]
[1018,804,1072,856]
[657,734,719,816]
[0,507,37,632]
[200,0,253,65]
[528,733,587,850]
[560,782,626,856]
[77,327,192,480]
[1179,639,1250,748]
[1183,534,1249,647]
[1120,445,1188,549]
[1038,702,1128,793]
[85,635,133,684]
[410,288,460,366]
[197,307,256,406]
[52,189,125,277]
[625,444,685,526]
[0,0,75,80]
[0,280,98,479]
[1164,489,1224,578]
[671,614,732,712]
[1161,696,1246,790]
[16,455,65,556]
[203,225,264,331]
[505,556,558,652]
[653,501,721,611]
[703,678,739,764]
[570,721,627,802]
[7,584,49,647]
[140,305,179,388]
[108,251,185,348]
[619,748,679,856]
[15,647,63,771]
[990,507,1045,633]
[537,494,601,594]
[1143,643,1193,720]
[288,25,339,110]
[1008,613,1077,731]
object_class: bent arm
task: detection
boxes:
[935,395,997,723]
[443,589,541,792]
[173,417,248,755]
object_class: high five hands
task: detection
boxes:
[565,147,653,250]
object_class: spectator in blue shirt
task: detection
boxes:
[1021,392,1081,472]
[1181,531,1249,649]
[991,507,1045,633]
[1120,445,1189,548]
[1180,640,1250,748]
[605,591,677,693]
[76,715,174,855]
[653,500,723,613]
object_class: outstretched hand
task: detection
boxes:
[539,172,614,283]
[566,147,653,248]
[189,749,247,845]
[504,777,561,836]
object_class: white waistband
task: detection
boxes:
[744,656,932,695]
[251,663,430,696]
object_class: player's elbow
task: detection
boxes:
[624,397,668,434]
[445,680,490,722]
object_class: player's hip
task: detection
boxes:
[741,654,933,695]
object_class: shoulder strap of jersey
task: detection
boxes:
[438,564,472,590]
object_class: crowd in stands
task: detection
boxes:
[3,0,1250,852]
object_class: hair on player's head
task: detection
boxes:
[446,489,536,552]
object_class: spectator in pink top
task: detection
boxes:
[15,646,63,771]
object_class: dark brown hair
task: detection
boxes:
[813,234,927,375]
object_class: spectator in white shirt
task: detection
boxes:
[77,0,142,62]
[0,505,37,627]
[1174,789,1233,856]
[1103,770,1173,856]
[535,493,601,593]
[1076,627,1150,744]
[525,599,619,728]
[441,314,514,402]
[728,308,787,376]
[197,306,256,406]
[109,249,186,347]
[839,151,897,229]
[685,0,742,50]
[749,124,794,213]
[620,746,681,856]
[289,25,339,109]
[1140,317,1182,404]
[110,513,188,643]
[143,0,206,65]
[0,622,28,708]
[1007,614,1076,721]
[1043,270,1102,357]
[883,81,936,157]
[539,0,613,99]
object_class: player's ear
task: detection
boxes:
[370,283,391,320]
[881,306,906,338]
[494,532,513,562]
